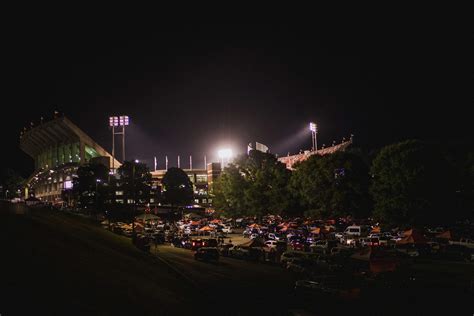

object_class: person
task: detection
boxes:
[228,238,232,245]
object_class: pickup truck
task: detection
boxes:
[449,238,474,249]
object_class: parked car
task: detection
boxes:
[268,233,286,241]
[360,237,380,247]
[265,240,279,249]
[222,226,233,234]
[250,233,259,240]
[379,236,395,247]
[291,241,306,251]
[194,247,220,262]
[343,225,369,237]
[190,239,204,250]
[203,238,218,247]
[449,238,474,249]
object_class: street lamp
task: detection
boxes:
[218,148,233,169]
[309,122,318,151]
[95,179,102,217]
[109,115,130,171]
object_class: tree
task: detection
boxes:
[161,167,193,207]
[370,140,455,228]
[213,164,248,217]
[116,161,152,206]
[290,150,370,219]
[0,169,24,199]
[73,163,109,212]
[213,150,292,219]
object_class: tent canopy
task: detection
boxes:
[398,229,427,244]
[199,226,214,231]
[248,223,260,228]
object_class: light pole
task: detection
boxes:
[109,115,130,171]
[131,159,139,238]
[310,122,318,151]
[95,179,101,218]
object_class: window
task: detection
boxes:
[202,199,207,203]
[150,199,155,203]
[115,199,124,204]
[127,199,134,204]
[196,175,208,183]
[64,180,73,189]
[207,199,212,203]
[115,191,124,196]
[194,199,199,203]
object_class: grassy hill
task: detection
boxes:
[0,202,194,315]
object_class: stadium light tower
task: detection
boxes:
[218,148,233,170]
[309,122,318,151]
[109,115,129,172]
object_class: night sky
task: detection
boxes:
[3,23,468,176]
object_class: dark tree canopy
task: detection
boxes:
[370,140,456,228]
[0,168,24,198]
[162,167,193,207]
[116,161,152,204]
[290,150,370,219]
[73,163,109,210]
[214,150,291,218]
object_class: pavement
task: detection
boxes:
[151,244,299,315]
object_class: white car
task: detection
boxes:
[250,233,259,239]
[222,227,233,234]
[265,240,278,249]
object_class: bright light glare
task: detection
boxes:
[109,115,129,126]
[309,122,317,132]
[218,149,233,159]
[134,159,139,163]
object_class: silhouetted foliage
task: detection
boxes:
[162,167,193,207]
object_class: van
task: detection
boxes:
[344,225,369,237]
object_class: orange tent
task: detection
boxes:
[371,226,381,233]
[311,227,321,234]
[199,226,214,231]
[248,223,260,228]
[398,229,427,244]
[190,221,200,226]
[210,219,221,224]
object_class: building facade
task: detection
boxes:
[150,162,222,207]
[20,115,120,203]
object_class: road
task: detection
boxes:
[152,245,300,315]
